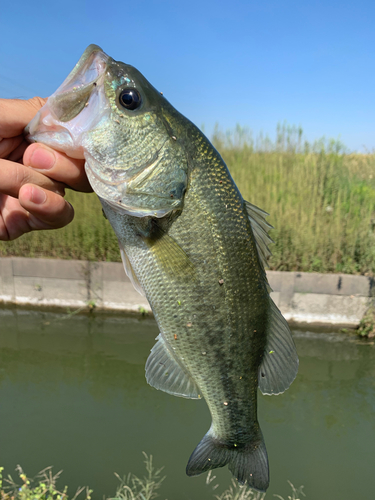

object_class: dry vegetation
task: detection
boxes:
[1,124,374,275]
[0,457,305,500]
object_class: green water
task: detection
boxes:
[0,308,374,499]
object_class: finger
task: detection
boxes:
[0,157,66,198]
[0,97,47,138]
[24,143,92,193]
[0,135,24,158]
[19,184,74,230]
[0,194,30,241]
[7,139,29,163]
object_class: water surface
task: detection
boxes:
[0,308,374,499]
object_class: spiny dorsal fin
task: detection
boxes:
[245,200,274,270]
[259,298,299,395]
[145,333,201,399]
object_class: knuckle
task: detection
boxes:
[28,96,47,111]
[15,164,31,187]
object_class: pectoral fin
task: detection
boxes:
[259,299,299,395]
[145,334,201,399]
[142,226,196,281]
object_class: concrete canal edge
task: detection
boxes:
[0,257,374,327]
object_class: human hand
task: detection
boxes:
[0,97,91,241]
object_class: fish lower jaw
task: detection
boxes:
[28,129,85,159]
[26,113,86,159]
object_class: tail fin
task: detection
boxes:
[186,429,269,492]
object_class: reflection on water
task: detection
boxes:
[0,308,374,499]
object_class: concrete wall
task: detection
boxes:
[268,270,374,326]
[0,257,373,327]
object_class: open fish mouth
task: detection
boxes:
[53,44,108,98]
[25,44,110,159]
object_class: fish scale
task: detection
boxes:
[146,127,268,446]
[26,44,299,493]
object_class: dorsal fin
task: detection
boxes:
[259,299,299,395]
[244,202,298,393]
[245,201,274,270]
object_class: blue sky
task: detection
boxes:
[1,0,374,151]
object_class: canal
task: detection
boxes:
[0,308,374,499]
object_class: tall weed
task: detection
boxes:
[213,124,375,274]
[1,124,374,274]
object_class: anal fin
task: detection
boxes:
[145,334,201,399]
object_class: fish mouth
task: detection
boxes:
[25,44,111,159]
[54,44,108,98]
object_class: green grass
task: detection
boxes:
[0,465,92,500]
[356,303,375,338]
[0,455,305,500]
[215,129,375,275]
[0,192,120,262]
[1,124,375,275]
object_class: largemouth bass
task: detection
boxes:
[26,45,298,492]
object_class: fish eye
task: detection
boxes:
[119,88,142,110]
